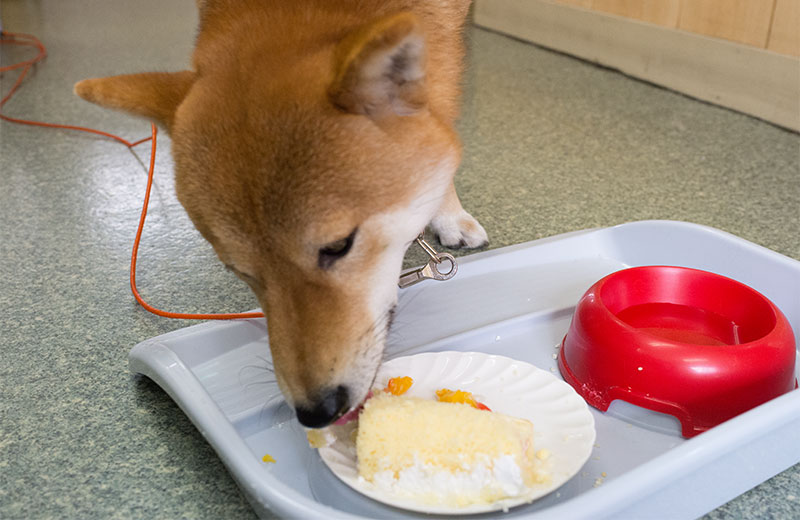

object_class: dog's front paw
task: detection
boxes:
[430,210,489,249]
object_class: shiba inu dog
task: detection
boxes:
[75,0,487,427]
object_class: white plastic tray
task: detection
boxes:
[129,220,800,519]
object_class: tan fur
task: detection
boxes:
[75,0,486,425]
[75,71,195,129]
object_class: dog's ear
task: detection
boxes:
[329,12,427,118]
[74,71,195,130]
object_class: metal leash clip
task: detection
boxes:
[398,233,458,289]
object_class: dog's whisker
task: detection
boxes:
[239,363,273,375]
[386,326,408,346]
[264,390,286,407]
[254,355,275,372]
[258,390,288,418]
[352,307,394,380]
[256,396,291,428]
[243,380,279,391]
[395,286,426,316]
[359,307,392,346]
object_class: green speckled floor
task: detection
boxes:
[2,1,799,518]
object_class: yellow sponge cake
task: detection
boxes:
[356,392,547,507]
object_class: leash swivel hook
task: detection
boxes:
[398,233,458,289]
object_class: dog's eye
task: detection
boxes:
[318,228,357,270]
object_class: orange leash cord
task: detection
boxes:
[129,125,263,320]
[1,31,264,320]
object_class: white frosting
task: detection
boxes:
[361,454,527,505]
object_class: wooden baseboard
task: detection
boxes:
[474,0,800,132]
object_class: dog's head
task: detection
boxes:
[76,12,461,426]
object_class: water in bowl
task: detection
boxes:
[615,302,741,346]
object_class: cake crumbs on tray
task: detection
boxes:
[593,472,608,488]
[535,448,551,460]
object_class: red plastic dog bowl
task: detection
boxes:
[558,266,796,437]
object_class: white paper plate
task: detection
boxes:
[318,351,596,514]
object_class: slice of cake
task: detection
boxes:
[356,392,548,507]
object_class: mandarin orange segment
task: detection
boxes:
[435,388,491,411]
[435,388,471,404]
[384,376,414,396]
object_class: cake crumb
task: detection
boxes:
[593,472,608,487]
[262,453,276,464]
[306,428,334,448]
[535,449,551,460]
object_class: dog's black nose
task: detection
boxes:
[295,385,350,428]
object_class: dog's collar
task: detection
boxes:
[398,233,457,289]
